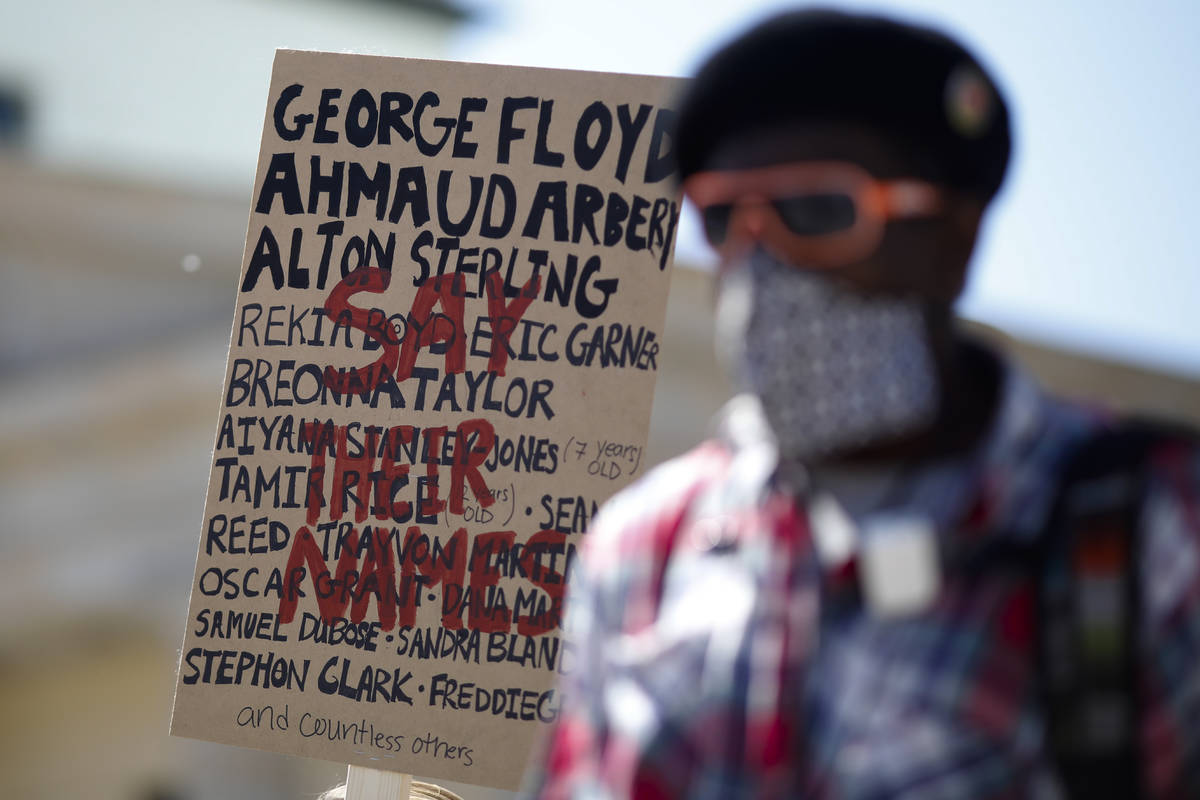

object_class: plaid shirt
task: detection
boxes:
[529,358,1200,799]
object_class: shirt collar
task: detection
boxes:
[716,341,1058,542]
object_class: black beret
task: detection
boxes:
[674,9,1012,200]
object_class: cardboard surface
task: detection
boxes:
[171,50,682,789]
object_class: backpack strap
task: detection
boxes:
[1037,419,1189,799]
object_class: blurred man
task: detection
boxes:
[530,10,1200,799]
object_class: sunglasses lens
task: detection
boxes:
[773,193,857,236]
[702,204,733,245]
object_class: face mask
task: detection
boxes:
[714,250,940,462]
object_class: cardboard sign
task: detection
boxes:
[170,50,682,789]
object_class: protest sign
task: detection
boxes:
[170,50,682,789]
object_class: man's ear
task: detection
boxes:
[939,195,986,301]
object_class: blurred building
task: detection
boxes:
[3,3,1200,800]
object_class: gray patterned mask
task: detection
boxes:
[715,250,940,462]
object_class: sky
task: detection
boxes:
[3,0,1197,377]
[451,0,1200,378]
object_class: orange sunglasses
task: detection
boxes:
[683,161,944,268]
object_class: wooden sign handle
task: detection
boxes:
[345,765,412,800]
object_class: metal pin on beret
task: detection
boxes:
[673,9,1012,200]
